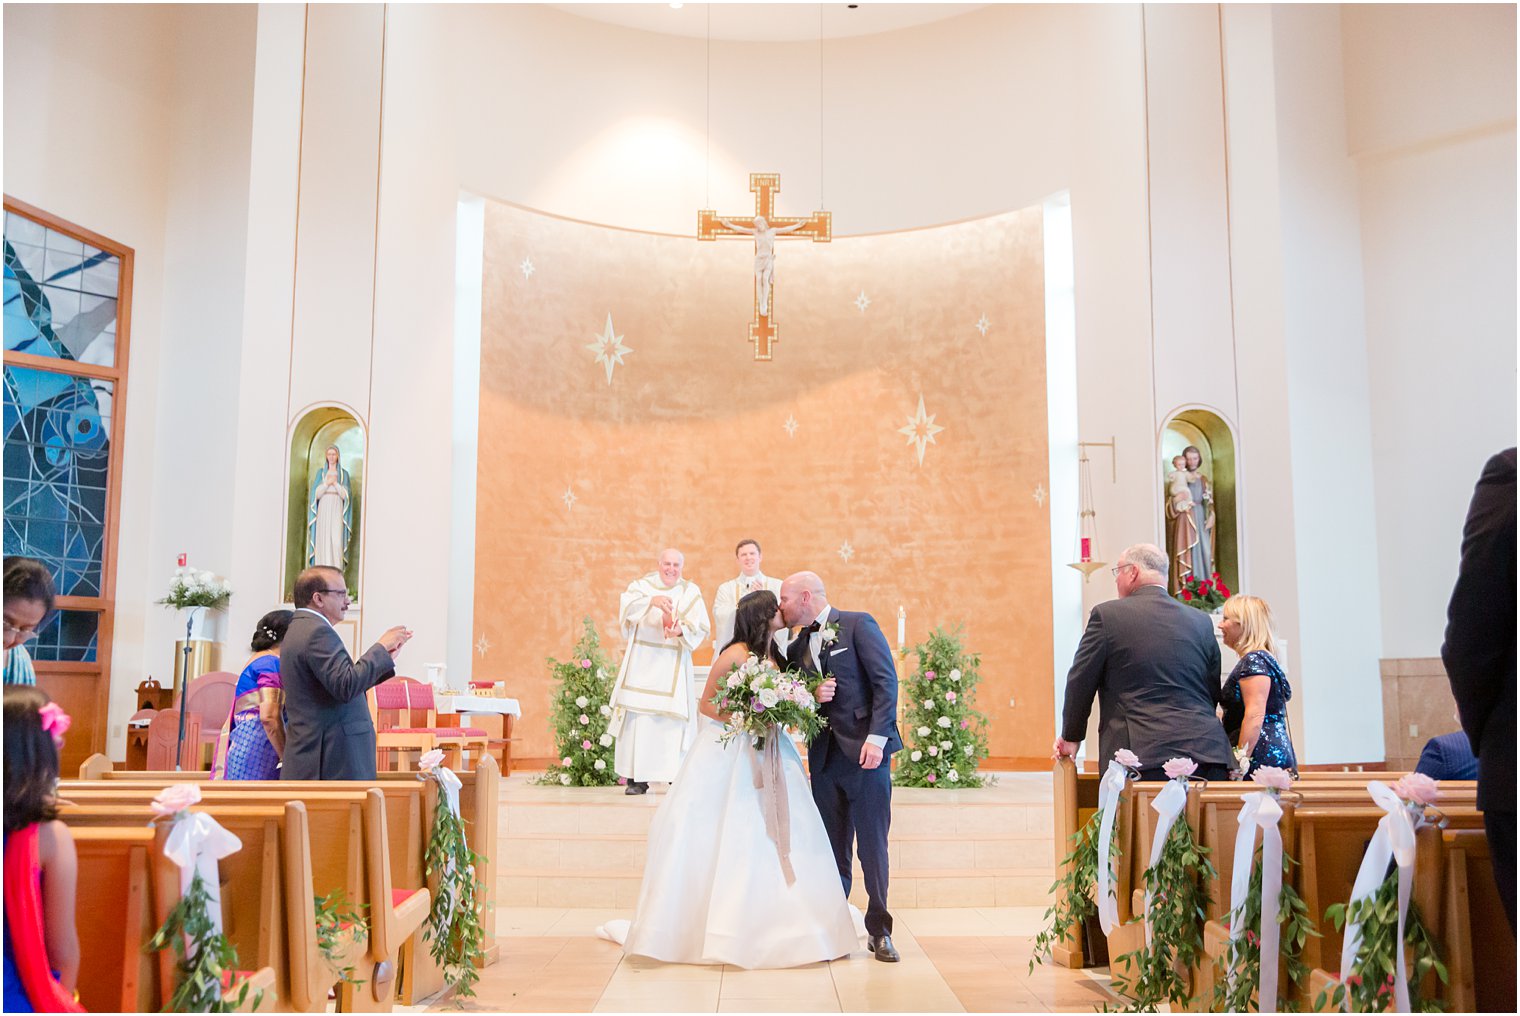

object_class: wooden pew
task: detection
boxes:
[66,810,286,1011]
[60,792,426,1011]
[73,754,502,979]
[71,826,161,1012]
[1438,828,1517,1013]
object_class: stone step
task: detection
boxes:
[500,797,1053,839]
[497,866,1054,910]
[497,831,1054,874]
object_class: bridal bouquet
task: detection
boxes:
[710,655,826,750]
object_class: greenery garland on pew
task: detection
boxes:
[1029,802,1123,971]
[1109,765,1215,1013]
[422,763,486,1002]
[314,890,369,986]
[1315,872,1448,1013]
[893,626,990,788]
[1211,847,1317,1012]
[538,618,620,787]
[145,870,261,1013]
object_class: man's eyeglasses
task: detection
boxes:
[1110,564,1135,577]
[318,588,350,599]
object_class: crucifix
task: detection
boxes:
[698,172,831,361]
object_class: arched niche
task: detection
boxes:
[1160,408,1239,596]
[284,405,365,602]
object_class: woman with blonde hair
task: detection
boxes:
[1218,594,1298,777]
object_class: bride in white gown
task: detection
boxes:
[598,590,864,968]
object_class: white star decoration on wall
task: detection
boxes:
[855,291,871,313]
[783,414,799,438]
[837,540,855,563]
[561,487,577,510]
[476,634,491,658]
[520,257,535,280]
[897,394,946,466]
[975,313,991,336]
[1033,483,1047,506]
[586,313,631,385]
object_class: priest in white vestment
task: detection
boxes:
[711,537,785,655]
[608,549,711,795]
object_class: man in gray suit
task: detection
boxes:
[1053,543,1233,781]
[281,566,412,780]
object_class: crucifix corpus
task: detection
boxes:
[698,172,831,361]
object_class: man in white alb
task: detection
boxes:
[608,548,711,795]
[711,538,785,656]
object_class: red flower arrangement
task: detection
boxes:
[1176,571,1231,611]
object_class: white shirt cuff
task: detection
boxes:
[865,734,887,749]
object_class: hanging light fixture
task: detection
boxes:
[1068,441,1113,582]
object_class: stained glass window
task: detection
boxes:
[3,205,127,670]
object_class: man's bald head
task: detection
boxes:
[657,548,684,585]
[779,571,828,626]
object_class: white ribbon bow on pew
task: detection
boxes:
[1228,790,1285,1013]
[160,808,243,936]
[1143,777,1190,946]
[1339,780,1421,1014]
[419,750,469,940]
[1095,759,1130,934]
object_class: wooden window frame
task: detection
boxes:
[3,195,133,766]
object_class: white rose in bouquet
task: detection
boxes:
[910,750,922,762]
[758,687,780,708]
[937,716,952,728]
[575,695,589,709]
[598,733,612,747]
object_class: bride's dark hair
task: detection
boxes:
[725,589,785,667]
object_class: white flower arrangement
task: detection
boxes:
[157,566,233,610]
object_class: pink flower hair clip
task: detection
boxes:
[37,702,71,748]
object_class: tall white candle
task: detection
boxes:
[897,605,906,649]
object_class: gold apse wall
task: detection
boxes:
[475,200,1053,765]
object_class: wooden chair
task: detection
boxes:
[404,682,489,766]
[145,708,202,770]
[371,678,488,771]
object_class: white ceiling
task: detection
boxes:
[548,3,986,43]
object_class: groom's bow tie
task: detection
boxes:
[802,621,821,635]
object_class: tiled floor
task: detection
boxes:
[408,907,1116,1013]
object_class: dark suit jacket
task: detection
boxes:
[280,610,396,781]
[1415,730,1480,782]
[1442,448,1516,813]
[789,608,902,769]
[1060,584,1233,768]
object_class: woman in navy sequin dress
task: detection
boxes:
[1219,594,1298,776]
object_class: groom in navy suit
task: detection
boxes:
[780,571,903,962]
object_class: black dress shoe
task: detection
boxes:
[867,934,900,962]
[624,781,648,795]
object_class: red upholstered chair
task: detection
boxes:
[406,682,489,766]
[184,671,238,770]
[369,678,488,771]
[145,709,202,770]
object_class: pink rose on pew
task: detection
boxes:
[1162,757,1198,780]
[418,749,447,774]
[151,783,202,817]
[1113,748,1141,769]
[1251,766,1293,791]
[1393,772,1440,806]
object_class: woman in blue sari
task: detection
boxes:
[211,610,294,780]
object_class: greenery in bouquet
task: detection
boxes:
[894,626,989,788]
[1030,802,1123,970]
[157,566,233,611]
[1175,571,1230,611]
[538,618,620,787]
[710,654,825,750]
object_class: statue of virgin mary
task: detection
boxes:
[306,444,352,571]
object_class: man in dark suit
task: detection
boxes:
[281,566,412,781]
[1054,543,1234,781]
[780,571,902,962]
[1415,729,1480,782]
[1442,447,1516,931]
